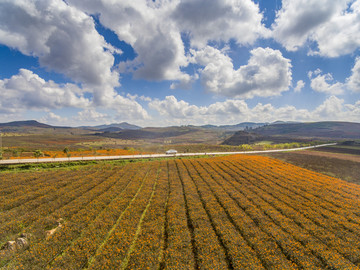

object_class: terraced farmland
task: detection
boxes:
[1,155,360,269]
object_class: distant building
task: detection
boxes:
[166,149,177,155]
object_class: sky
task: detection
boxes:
[0,0,359,127]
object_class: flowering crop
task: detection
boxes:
[2,155,360,269]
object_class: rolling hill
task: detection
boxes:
[252,121,360,139]
[95,126,228,144]
[222,130,310,145]
[222,121,360,146]
[0,120,53,129]
[80,122,141,131]
[0,120,89,135]
[1,120,359,144]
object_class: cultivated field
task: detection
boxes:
[1,155,360,269]
[262,144,360,184]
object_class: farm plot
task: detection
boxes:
[1,155,360,269]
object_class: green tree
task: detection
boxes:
[34,150,44,159]
[63,147,69,155]
[12,149,20,157]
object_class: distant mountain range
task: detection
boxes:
[0,120,359,141]
[80,122,142,131]
[0,120,265,132]
[252,121,360,139]
[0,120,141,133]
[0,120,53,128]
[198,122,266,131]
[223,121,360,145]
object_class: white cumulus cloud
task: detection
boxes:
[149,96,252,125]
[347,57,360,92]
[66,0,269,87]
[0,69,149,121]
[272,0,360,57]
[294,80,305,92]
[149,96,205,119]
[0,0,121,105]
[314,95,344,117]
[111,95,150,120]
[308,69,344,95]
[191,46,292,98]
[345,100,360,117]
[172,0,269,48]
[40,112,68,126]
[75,109,109,124]
[148,95,360,125]
[310,0,360,57]
[67,0,190,85]
[0,69,89,113]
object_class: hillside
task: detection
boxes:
[81,122,141,131]
[252,121,360,139]
[96,126,229,144]
[222,130,311,146]
[199,122,266,131]
[0,120,90,135]
[0,120,52,129]
[222,121,360,145]
[0,120,141,134]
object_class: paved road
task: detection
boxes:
[0,143,337,165]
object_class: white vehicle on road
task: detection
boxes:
[165,149,177,155]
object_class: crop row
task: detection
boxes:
[0,168,117,246]
[207,159,357,269]
[7,163,144,269]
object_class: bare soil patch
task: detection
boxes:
[297,149,360,162]
[311,146,360,156]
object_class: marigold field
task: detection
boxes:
[1,155,360,269]
[7,148,140,160]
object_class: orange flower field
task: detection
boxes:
[1,155,360,269]
[8,148,140,159]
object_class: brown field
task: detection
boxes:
[1,134,142,159]
[300,149,360,162]
[1,155,360,269]
[1,134,102,150]
[312,145,360,156]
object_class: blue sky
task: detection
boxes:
[0,0,359,127]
